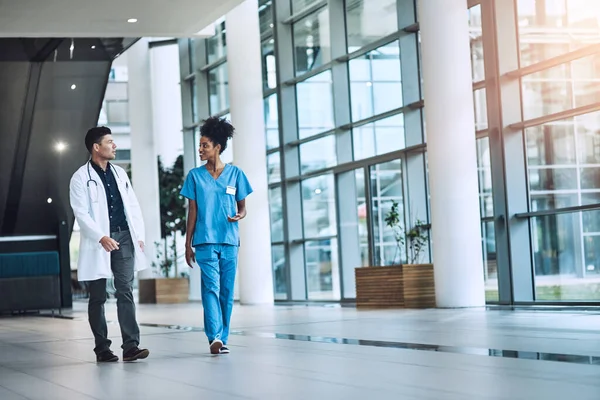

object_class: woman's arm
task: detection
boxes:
[227,199,247,222]
[185,199,198,267]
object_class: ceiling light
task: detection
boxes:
[127,18,138,23]
[70,84,77,90]
[55,142,67,152]
[91,45,96,49]
[270,23,274,28]
[314,189,322,195]
[47,198,53,204]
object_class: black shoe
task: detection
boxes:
[96,350,119,363]
[123,347,150,362]
[220,346,230,354]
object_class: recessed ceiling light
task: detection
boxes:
[70,84,77,90]
[47,198,53,204]
[127,18,138,23]
[91,45,96,49]
[55,142,67,152]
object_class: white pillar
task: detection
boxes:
[419,0,485,307]
[226,0,274,305]
[127,38,161,279]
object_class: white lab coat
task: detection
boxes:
[69,162,148,281]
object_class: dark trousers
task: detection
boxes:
[88,230,140,354]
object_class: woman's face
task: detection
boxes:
[198,136,220,161]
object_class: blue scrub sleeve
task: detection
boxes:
[236,170,253,201]
[180,172,196,201]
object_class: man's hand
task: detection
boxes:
[185,245,196,268]
[99,236,120,252]
[227,213,242,222]
[138,241,145,252]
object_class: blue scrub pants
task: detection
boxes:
[195,244,238,345]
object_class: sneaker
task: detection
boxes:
[220,346,230,354]
[123,347,150,362]
[96,350,119,363]
[209,339,223,355]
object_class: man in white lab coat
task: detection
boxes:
[69,126,150,362]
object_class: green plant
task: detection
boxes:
[384,200,430,265]
[151,241,173,278]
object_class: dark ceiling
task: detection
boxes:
[0,37,137,236]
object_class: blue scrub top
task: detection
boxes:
[180,164,253,247]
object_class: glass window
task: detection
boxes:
[300,135,337,174]
[522,53,600,121]
[302,174,337,238]
[265,94,279,150]
[578,113,600,164]
[305,239,340,300]
[582,193,600,233]
[193,127,201,166]
[481,220,499,302]
[346,0,398,52]
[188,38,196,71]
[262,38,277,91]
[269,186,284,242]
[191,78,198,123]
[259,0,274,35]
[474,88,487,130]
[349,41,402,122]
[208,63,229,114]
[531,193,578,211]
[532,210,600,301]
[297,70,335,139]
[477,137,494,218]
[292,0,322,14]
[355,169,370,266]
[106,101,128,124]
[293,8,331,76]
[529,168,578,191]
[370,160,404,266]
[105,82,127,101]
[517,0,600,67]
[272,244,287,300]
[267,152,281,183]
[206,20,227,64]
[581,168,600,190]
[353,114,405,161]
[469,5,485,82]
[526,123,576,166]
[115,149,131,161]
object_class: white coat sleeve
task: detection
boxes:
[125,173,146,243]
[69,174,105,244]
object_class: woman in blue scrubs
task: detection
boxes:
[181,116,253,355]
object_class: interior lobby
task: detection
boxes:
[1,0,600,399]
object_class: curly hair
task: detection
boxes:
[200,116,235,154]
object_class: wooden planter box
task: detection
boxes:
[355,264,435,309]
[139,278,189,304]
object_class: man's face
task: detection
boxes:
[94,134,116,160]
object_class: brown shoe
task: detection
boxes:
[96,350,119,362]
[123,347,150,362]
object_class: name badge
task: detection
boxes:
[226,186,236,195]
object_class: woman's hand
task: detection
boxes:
[185,245,196,268]
[227,213,242,222]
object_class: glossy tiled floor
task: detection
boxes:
[2,301,600,399]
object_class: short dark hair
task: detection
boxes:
[200,116,235,154]
[85,126,112,153]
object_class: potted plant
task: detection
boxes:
[355,200,435,309]
[139,156,189,304]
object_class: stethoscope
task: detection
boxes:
[86,161,128,204]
